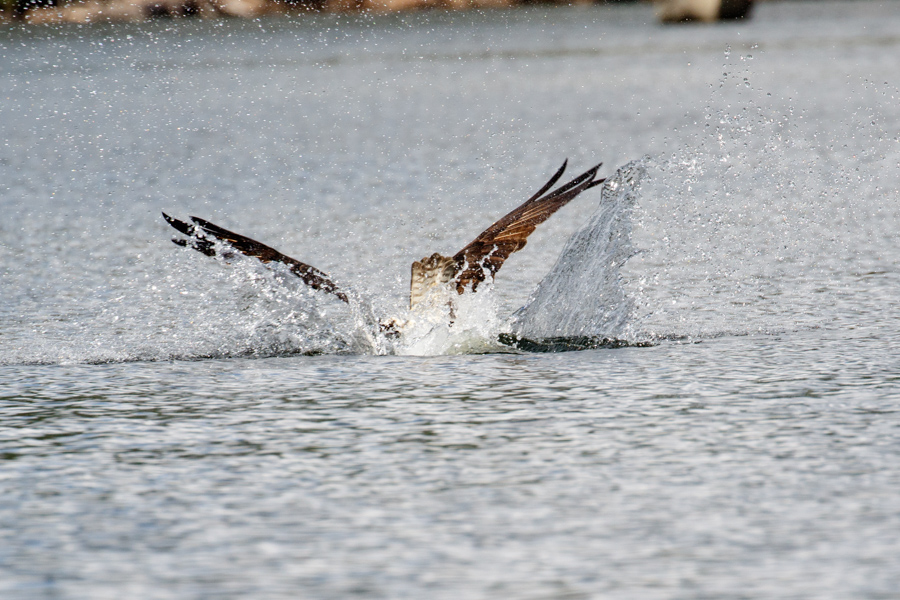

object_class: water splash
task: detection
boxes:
[1,255,382,365]
[394,160,648,355]
[2,160,647,364]
[508,159,646,341]
[397,280,507,356]
[624,48,898,341]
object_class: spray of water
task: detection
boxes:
[11,43,894,364]
[397,279,507,356]
[626,45,898,341]
[1,159,646,363]
[508,159,645,342]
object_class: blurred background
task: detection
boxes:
[4,0,764,25]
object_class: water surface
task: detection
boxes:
[2,1,900,597]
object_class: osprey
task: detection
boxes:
[162,160,604,330]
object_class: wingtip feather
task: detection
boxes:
[163,212,197,237]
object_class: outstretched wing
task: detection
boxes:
[162,213,349,303]
[450,160,605,293]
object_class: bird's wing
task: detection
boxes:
[450,161,605,294]
[162,212,349,303]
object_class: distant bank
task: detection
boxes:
[2,0,759,26]
[0,0,599,24]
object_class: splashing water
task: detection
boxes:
[1,159,646,363]
[390,160,646,355]
[509,159,645,341]
[10,40,894,364]
[395,279,507,356]
[624,45,899,341]
[144,161,648,359]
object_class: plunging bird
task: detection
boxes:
[162,160,604,338]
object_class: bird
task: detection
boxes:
[162,160,605,335]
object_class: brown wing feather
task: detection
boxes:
[450,161,605,294]
[162,212,348,303]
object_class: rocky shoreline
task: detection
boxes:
[0,0,758,26]
[2,0,587,24]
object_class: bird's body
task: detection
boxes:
[163,160,605,340]
[410,252,458,310]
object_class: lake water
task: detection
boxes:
[2,1,900,597]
